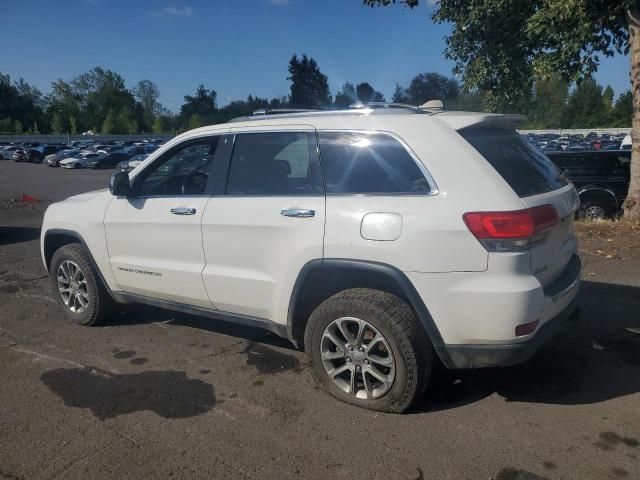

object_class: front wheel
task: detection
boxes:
[305,288,432,413]
[50,244,115,325]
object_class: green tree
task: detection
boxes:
[356,82,385,103]
[101,110,115,134]
[153,116,165,134]
[611,91,632,127]
[0,117,12,133]
[562,78,606,128]
[364,0,640,218]
[180,85,217,119]
[0,73,47,133]
[188,113,203,130]
[287,54,331,108]
[69,115,77,135]
[405,72,459,105]
[133,80,162,131]
[14,119,22,134]
[51,113,65,133]
[528,74,569,128]
[392,83,411,103]
[334,82,357,108]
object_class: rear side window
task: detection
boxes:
[318,132,431,194]
[460,127,567,197]
[226,132,323,195]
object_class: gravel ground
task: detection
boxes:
[0,161,639,480]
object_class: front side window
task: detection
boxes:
[136,137,220,196]
[318,132,432,194]
[226,132,322,195]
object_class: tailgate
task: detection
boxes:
[521,184,580,287]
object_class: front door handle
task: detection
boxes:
[171,207,197,215]
[281,208,315,218]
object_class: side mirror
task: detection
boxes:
[109,171,133,196]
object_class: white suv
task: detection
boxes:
[41,105,581,413]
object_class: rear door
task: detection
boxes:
[459,127,580,286]
[201,127,325,322]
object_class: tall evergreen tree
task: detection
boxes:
[287,54,331,108]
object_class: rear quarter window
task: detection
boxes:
[318,132,432,194]
[460,127,567,197]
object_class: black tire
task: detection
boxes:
[73,163,81,169]
[49,243,115,326]
[577,199,611,221]
[304,288,432,413]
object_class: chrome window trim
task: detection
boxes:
[316,129,439,196]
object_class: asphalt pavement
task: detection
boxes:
[0,161,638,480]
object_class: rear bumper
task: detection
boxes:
[436,300,578,368]
[436,255,581,369]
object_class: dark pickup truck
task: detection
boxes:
[546,150,631,220]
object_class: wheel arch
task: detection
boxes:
[577,185,619,211]
[287,258,451,366]
[43,228,117,301]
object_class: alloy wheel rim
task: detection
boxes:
[320,316,396,400]
[57,260,89,314]
[585,205,606,220]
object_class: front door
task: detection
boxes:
[104,135,226,308]
[201,129,325,322]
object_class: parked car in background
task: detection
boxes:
[546,150,631,220]
[0,145,21,159]
[117,154,148,171]
[60,152,105,169]
[86,152,132,169]
[11,149,30,162]
[621,134,631,150]
[46,149,79,167]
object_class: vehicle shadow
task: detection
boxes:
[108,303,294,350]
[0,226,41,245]
[414,280,640,413]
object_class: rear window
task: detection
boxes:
[460,127,567,197]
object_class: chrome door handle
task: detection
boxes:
[171,207,197,215]
[281,208,315,218]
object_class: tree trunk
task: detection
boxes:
[624,7,640,220]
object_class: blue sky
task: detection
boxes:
[0,0,629,113]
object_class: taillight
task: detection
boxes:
[463,205,558,252]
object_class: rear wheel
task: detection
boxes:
[305,288,432,413]
[50,244,115,325]
[577,199,611,221]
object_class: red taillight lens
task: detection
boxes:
[463,205,559,252]
[463,211,534,239]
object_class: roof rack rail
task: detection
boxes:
[348,102,424,112]
[251,108,322,116]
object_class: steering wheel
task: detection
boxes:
[181,172,208,195]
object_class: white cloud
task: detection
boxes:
[163,5,193,16]
[148,5,193,18]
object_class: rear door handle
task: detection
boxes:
[171,207,197,215]
[281,208,315,218]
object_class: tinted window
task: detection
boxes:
[547,152,631,175]
[137,137,220,196]
[460,127,567,197]
[318,132,431,194]
[226,132,322,195]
